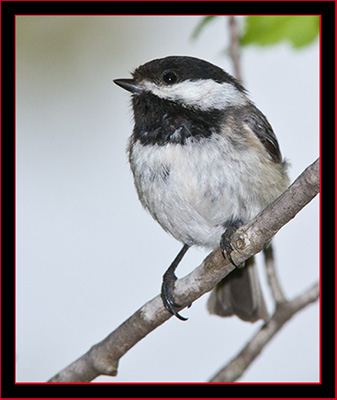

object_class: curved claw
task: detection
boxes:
[161,292,188,321]
[160,244,190,321]
[221,243,237,267]
[220,226,239,268]
[161,275,188,321]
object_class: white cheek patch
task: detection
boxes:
[141,79,247,111]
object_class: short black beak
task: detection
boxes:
[113,79,142,94]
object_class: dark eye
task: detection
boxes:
[162,71,177,85]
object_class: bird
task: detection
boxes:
[114,55,289,321]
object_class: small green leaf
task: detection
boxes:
[191,16,218,39]
[241,16,319,48]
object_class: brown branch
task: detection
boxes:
[228,16,243,83]
[264,245,287,304]
[209,282,319,382]
[227,158,319,266]
[48,158,319,382]
[207,17,319,383]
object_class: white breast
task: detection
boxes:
[129,133,288,249]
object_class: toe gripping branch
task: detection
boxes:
[161,221,244,321]
[161,244,190,321]
[220,220,245,268]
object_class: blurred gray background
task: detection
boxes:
[16,16,319,383]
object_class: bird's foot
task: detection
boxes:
[161,270,188,321]
[220,223,245,269]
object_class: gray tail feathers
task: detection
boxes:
[207,257,269,322]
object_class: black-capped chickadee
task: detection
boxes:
[114,56,289,321]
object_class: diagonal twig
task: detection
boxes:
[209,282,319,382]
[264,244,287,304]
[48,158,319,383]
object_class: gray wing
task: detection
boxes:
[243,104,282,163]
